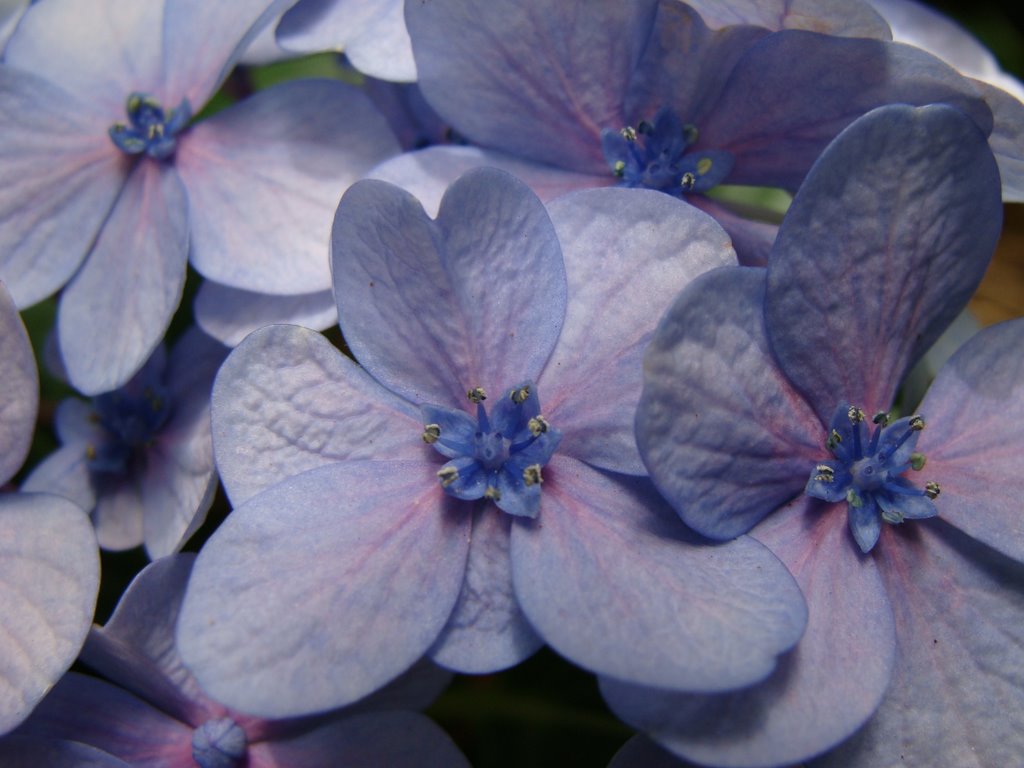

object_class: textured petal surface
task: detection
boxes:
[687,196,779,268]
[59,162,189,395]
[194,281,337,347]
[916,318,1024,563]
[702,34,994,191]
[252,711,470,768]
[177,461,471,718]
[979,80,1024,202]
[637,267,822,539]
[277,0,416,81]
[513,457,807,691]
[683,0,890,36]
[766,104,1002,423]
[817,521,1024,767]
[429,506,542,674]
[407,0,657,172]
[539,188,736,475]
[180,79,399,295]
[0,284,37,485]
[603,497,896,767]
[333,169,566,408]
[0,69,125,308]
[0,493,98,734]
[211,324,423,507]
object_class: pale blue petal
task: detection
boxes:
[194,281,337,347]
[978,80,1024,202]
[21,444,96,513]
[684,0,890,36]
[0,283,36,485]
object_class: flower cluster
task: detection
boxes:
[0,0,1022,766]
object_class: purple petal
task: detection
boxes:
[250,711,470,768]
[407,0,657,172]
[177,461,471,718]
[211,324,423,507]
[683,0,891,36]
[702,34,995,191]
[818,520,1024,766]
[58,161,189,395]
[0,2,30,53]
[21,444,96,514]
[0,493,98,734]
[90,479,143,551]
[539,188,736,475]
[512,457,806,691]
[369,146,609,217]
[429,506,542,673]
[194,281,337,347]
[179,80,399,295]
[277,0,416,82]
[603,497,896,767]
[0,68,125,309]
[978,80,1024,202]
[0,736,130,767]
[161,0,297,109]
[352,658,453,714]
[333,168,566,408]
[637,267,823,539]
[688,195,779,267]
[915,318,1024,563]
[766,104,1002,423]
[5,0,163,114]
[0,283,37,485]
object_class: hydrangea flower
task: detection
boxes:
[0,280,99,735]
[613,104,1024,766]
[175,168,807,718]
[23,328,226,559]
[0,0,399,393]
[370,0,995,265]
[12,553,469,767]
[0,0,29,54]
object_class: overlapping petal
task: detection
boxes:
[0,737,130,767]
[194,281,337,347]
[682,0,891,37]
[0,283,36,485]
[766,104,1002,423]
[177,461,471,717]
[333,169,566,408]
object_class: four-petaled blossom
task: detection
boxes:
[0,0,400,393]
[614,104,1024,767]
[175,168,807,718]
[23,328,227,559]
[0,280,99,736]
[14,553,470,768]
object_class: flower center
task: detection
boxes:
[85,383,172,474]
[109,92,192,160]
[191,717,246,768]
[421,382,562,519]
[601,106,734,195]
[805,403,940,553]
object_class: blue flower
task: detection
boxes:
[175,168,807,719]
[23,328,226,559]
[0,280,98,736]
[619,104,1024,767]
[0,0,400,393]
[13,554,470,767]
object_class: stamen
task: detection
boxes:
[681,172,696,191]
[437,466,459,488]
[872,411,889,426]
[523,464,543,487]
[484,486,501,501]
[814,464,834,482]
[827,429,843,452]
[847,407,865,423]
[925,481,941,499]
[682,124,699,144]
[85,445,97,461]
[696,157,713,176]
[467,387,487,404]
[422,424,441,444]
[528,416,549,436]
[909,416,925,431]
[910,452,926,471]
[510,385,531,405]
[846,488,863,508]
[620,126,637,142]
[613,160,625,178]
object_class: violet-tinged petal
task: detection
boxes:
[637,267,822,539]
[5,0,163,114]
[766,104,1002,423]
[916,317,1024,563]
[407,0,657,172]
[177,461,471,718]
[0,493,98,735]
[350,658,453,715]
[429,506,543,673]
[211,324,423,507]
[194,281,337,347]
[539,188,736,475]
[513,457,806,691]
[179,79,399,295]
[161,0,297,109]
[848,495,882,553]
[333,169,566,407]
[0,69,125,309]
[250,711,470,768]
[682,0,891,37]
[58,161,189,395]
[817,521,1024,767]
[0,283,36,485]
[687,195,779,268]
[368,145,608,218]
[0,736,130,767]
[277,0,416,82]
[14,672,194,763]
[977,80,1024,202]
[0,2,29,54]
[53,398,104,446]
[21,444,96,515]
[702,34,994,191]
[419,404,477,459]
[603,497,896,768]
[91,478,144,551]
